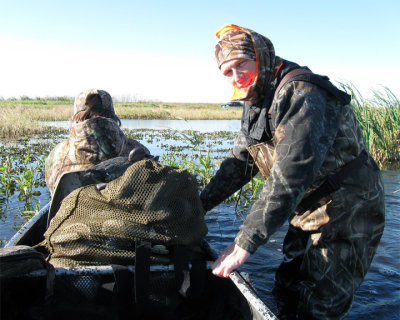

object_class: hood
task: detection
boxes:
[69,117,127,161]
[215,24,283,102]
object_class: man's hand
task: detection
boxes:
[212,243,251,278]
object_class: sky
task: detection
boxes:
[0,0,399,103]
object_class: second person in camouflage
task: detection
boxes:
[200,24,385,319]
[45,89,152,196]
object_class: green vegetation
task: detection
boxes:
[0,107,65,138]
[0,127,256,229]
[0,98,241,139]
[341,85,400,166]
[160,127,265,209]
[0,98,241,138]
[115,102,241,120]
[0,139,54,228]
[0,151,46,223]
[0,85,399,230]
[1,86,398,167]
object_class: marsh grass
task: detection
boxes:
[341,84,400,167]
[0,99,241,137]
[114,102,241,120]
[1,87,399,167]
[0,107,66,138]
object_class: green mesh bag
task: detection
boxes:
[44,160,207,267]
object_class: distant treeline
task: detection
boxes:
[0,95,74,102]
[0,94,162,103]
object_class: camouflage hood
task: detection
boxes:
[73,89,120,124]
[45,117,151,196]
[69,117,128,157]
[215,24,282,102]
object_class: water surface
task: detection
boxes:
[2,119,399,319]
[44,119,241,133]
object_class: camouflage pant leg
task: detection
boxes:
[275,163,385,319]
[275,222,384,320]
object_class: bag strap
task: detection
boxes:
[111,265,135,319]
[267,68,312,135]
[134,240,150,317]
[274,68,312,99]
[172,245,207,299]
[172,245,190,297]
[109,241,151,319]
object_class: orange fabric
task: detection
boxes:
[215,24,245,39]
[215,24,258,101]
[230,72,258,101]
[231,86,247,100]
[275,62,283,77]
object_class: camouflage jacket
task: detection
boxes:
[45,117,150,196]
[200,59,384,253]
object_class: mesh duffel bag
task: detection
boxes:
[44,160,207,267]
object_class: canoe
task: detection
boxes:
[2,203,278,320]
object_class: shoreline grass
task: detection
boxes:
[0,99,241,120]
[1,86,399,168]
[0,106,66,138]
[0,100,242,136]
[341,84,399,166]
[114,102,242,120]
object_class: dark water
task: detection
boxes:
[1,119,399,319]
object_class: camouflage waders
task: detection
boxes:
[274,155,385,319]
[201,24,385,319]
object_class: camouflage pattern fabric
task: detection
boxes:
[201,25,385,319]
[214,24,282,102]
[73,88,118,121]
[45,117,150,196]
[215,29,256,68]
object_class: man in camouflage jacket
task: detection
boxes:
[45,89,151,196]
[200,24,385,319]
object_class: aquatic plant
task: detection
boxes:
[0,151,46,222]
[14,155,44,199]
[0,84,399,229]
[159,124,265,208]
[341,83,400,167]
[20,201,42,224]
[0,155,16,196]
[2,91,399,169]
